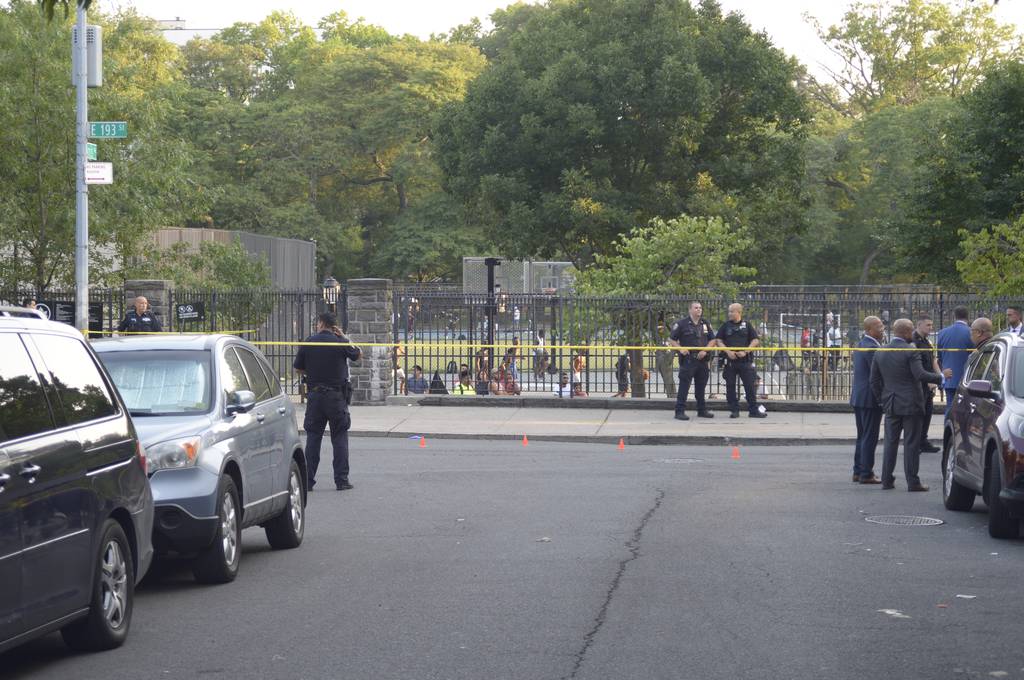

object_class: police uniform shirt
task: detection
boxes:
[669,316,714,359]
[293,330,360,389]
[911,330,935,374]
[118,309,163,333]
[716,318,758,348]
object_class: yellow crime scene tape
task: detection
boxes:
[81,331,973,352]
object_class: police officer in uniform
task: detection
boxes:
[118,296,163,333]
[715,303,766,418]
[293,312,361,491]
[669,301,716,420]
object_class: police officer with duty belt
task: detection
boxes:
[293,312,361,491]
[669,301,716,420]
[715,303,767,418]
[118,296,163,333]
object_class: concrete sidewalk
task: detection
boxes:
[294,401,945,447]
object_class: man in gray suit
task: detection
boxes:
[870,318,944,491]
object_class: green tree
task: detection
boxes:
[0,3,208,291]
[806,0,1022,118]
[139,238,272,289]
[573,215,754,297]
[436,0,808,272]
[958,216,1024,295]
[903,60,1024,282]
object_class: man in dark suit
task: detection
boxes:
[870,318,944,491]
[850,316,885,484]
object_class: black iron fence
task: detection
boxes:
[392,287,1019,402]
[0,288,122,334]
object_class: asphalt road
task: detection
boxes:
[3,437,1022,680]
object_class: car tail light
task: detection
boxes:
[137,441,147,475]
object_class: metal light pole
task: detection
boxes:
[74,3,89,332]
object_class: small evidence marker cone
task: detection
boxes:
[522,435,529,447]
[731,446,741,460]
[618,438,625,450]
[419,436,427,449]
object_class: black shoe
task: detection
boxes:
[308,481,316,492]
[336,481,353,491]
[921,442,940,453]
[749,411,767,419]
[674,413,690,421]
[698,411,714,418]
[730,411,740,419]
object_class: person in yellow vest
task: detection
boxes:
[452,369,474,395]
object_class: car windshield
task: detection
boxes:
[99,350,212,415]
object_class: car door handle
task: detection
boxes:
[0,472,9,491]
[256,413,265,423]
[19,464,41,482]
[277,407,287,415]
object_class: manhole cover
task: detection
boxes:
[864,515,944,527]
[654,458,703,464]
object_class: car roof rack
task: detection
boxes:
[0,305,46,320]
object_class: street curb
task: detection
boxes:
[326,429,859,447]
[382,395,856,413]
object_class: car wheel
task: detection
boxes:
[942,442,975,512]
[192,476,241,583]
[61,519,134,651]
[986,456,1020,539]
[264,460,305,550]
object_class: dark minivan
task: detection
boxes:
[0,307,153,653]
[942,332,1024,538]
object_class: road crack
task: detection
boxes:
[562,488,665,680]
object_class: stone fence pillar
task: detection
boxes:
[124,280,173,327]
[346,278,393,404]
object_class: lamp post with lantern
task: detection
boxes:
[322,275,341,314]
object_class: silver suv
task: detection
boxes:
[94,334,306,583]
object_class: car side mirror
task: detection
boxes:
[966,379,998,400]
[226,390,256,415]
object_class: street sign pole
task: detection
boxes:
[74,3,89,333]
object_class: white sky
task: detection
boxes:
[103,0,1023,78]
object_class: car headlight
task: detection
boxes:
[147,436,202,472]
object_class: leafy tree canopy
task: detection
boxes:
[436,0,809,272]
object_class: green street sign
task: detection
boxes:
[87,142,97,161]
[89,121,127,139]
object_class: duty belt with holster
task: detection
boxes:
[310,382,354,405]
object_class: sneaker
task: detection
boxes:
[674,413,690,421]
[749,410,767,419]
[336,481,354,491]
[697,411,715,418]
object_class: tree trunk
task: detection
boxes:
[858,245,882,285]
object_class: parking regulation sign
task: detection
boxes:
[85,162,113,185]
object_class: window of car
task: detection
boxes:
[100,350,212,415]
[235,347,272,402]
[1011,349,1024,399]
[256,354,283,398]
[983,345,1003,391]
[30,333,117,426]
[220,347,250,401]
[964,350,991,384]
[0,334,55,443]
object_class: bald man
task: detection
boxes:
[850,316,884,483]
[970,317,994,348]
[870,318,944,491]
[118,296,163,334]
[714,303,765,418]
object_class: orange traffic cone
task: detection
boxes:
[731,446,741,460]
[522,435,529,447]
[419,436,427,449]
[618,438,625,450]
